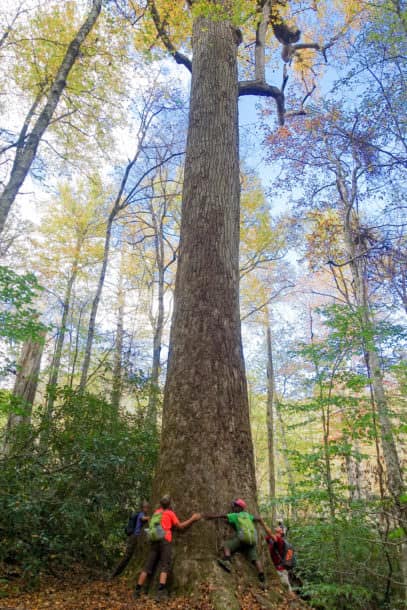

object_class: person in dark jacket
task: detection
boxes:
[111,500,150,578]
[260,519,295,598]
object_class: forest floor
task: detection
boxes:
[0,572,308,610]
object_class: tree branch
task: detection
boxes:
[239,80,285,125]
[241,283,295,322]
[147,0,192,73]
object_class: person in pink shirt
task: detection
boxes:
[134,494,201,602]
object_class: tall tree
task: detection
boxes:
[111,269,125,411]
[136,167,180,427]
[137,0,359,602]
[265,105,407,599]
[79,91,181,391]
[33,179,106,416]
[0,0,103,234]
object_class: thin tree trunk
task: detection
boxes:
[46,261,78,415]
[337,170,407,599]
[275,405,297,520]
[310,307,336,521]
[152,16,257,603]
[146,205,165,426]
[343,205,404,507]
[344,437,362,503]
[69,298,85,388]
[3,331,45,452]
[266,323,276,524]
[78,118,156,391]
[79,214,113,391]
[0,0,102,234]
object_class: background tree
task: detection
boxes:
[0,0,103,233]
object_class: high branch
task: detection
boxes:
[147,0,338,125]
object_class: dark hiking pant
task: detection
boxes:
[111,534,138,577]
[144,540,172,575]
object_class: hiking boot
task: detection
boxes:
[133,587,142,599]
[155,587,169,602]
[217,558,232,573]
[258,573,266,590]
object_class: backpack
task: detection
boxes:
[146,511,166,542]
[275,539,296,570]
[236,512,258,545]
[125,511,140,536]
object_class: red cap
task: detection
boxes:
[233,498,247,509]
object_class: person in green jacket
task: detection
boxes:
[205,498,265,583]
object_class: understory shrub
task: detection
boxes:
[289,516,403,610]
[0,387,158,583]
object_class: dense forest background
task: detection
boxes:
[0,1,406,609]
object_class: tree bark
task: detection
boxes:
[0,0,102,234]
[3,331,45,453]
[151,15,257,603]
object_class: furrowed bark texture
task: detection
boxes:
[152,16,257,598]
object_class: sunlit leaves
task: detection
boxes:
[30,177,107,285]
[0,266,45,344]
[2,1,133,165]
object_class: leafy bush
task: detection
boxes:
[286,516,402,610]
[0,388,158,582]
[0,265,46,377]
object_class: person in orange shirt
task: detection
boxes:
[134,494,201,602]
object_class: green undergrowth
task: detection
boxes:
[0,387,158,585]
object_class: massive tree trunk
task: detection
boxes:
[0,0,102,234]
[151,15,257,606]
[3,332,45,453]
